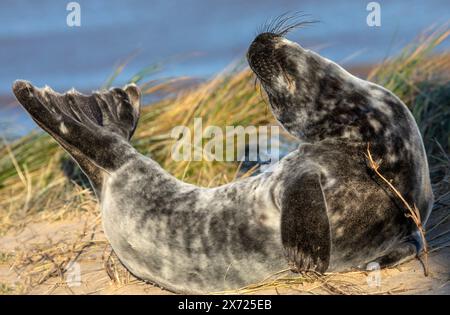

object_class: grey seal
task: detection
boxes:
[11,31,433,294]
[247,30,433,272]
[12,81,287,293]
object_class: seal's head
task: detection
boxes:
[247,31,328,138]
[247,13,319,104]
[247,27,379,142]
[247,32,306,96]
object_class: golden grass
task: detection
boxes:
[0,27,449,295]
[9,219,102,290]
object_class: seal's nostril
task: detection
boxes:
[253,32,280,45]
[248,32,281,60]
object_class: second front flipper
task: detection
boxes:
[280,171,331,273]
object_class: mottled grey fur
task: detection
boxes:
[247,33,434,272]
[12,33,432,293]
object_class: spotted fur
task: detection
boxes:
[13,80,288,293]
[12,32,433,292]
[247,33,434,272]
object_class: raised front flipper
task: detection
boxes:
[280,171,331,273]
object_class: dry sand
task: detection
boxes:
[0,210,448,295]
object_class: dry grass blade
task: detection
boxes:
[211,270,368,295]
[365,143,429,276]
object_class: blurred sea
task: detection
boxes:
[0,0,449,138]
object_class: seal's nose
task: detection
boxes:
[253,32,280,45]
[247,32,280,63]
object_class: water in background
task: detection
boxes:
[0,0,449,138]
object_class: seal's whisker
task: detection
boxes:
[250,72,269,108]
[255,77,270,109]
[256,16,270,36]
[272,11,300,34]
[259,11,287,35]
[277,12,318,36]
[278,19,319,36]
[269,12,290,34]
[257,11,319,38]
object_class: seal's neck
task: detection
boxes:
[269,50,368,143]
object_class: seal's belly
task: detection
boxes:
[100,167,286,293]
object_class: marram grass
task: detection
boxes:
[0,27,449,294]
